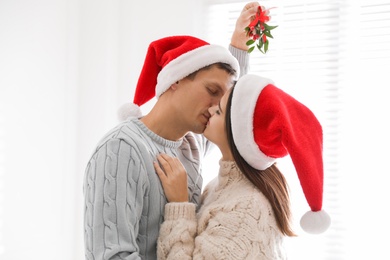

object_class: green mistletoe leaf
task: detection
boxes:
[264,40,269,53]
[264,24,278,31]
[257,44,265,54]
[264,30,273,38]
[246,39,255,46]
[258,39,264,48]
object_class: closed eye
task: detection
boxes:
[207,88,219,96]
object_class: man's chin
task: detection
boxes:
[192,124,206,134]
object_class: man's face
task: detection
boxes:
[173,66,235,134]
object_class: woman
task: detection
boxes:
[154,74,331,260]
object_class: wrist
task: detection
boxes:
[231,30,250,51]
[167,193,189,203]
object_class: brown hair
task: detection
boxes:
[225,85,296,237]
[185,62,237,80]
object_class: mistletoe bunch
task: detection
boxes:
[245,6,278,54]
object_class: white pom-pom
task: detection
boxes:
[117,103,142,121]
[300,210,331,234]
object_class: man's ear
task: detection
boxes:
[171,81,179,90]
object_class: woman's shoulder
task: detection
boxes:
[223,180,274,217]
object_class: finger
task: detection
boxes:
[172,158,185,171]
[159,153,183,173]
[244,2,260,11]
[157,153,175,166]
[154,161,167,180]
[159,153,175,162]
[242,6,259,21]
[156,153,168,162]
[156,154,173,172]
[171,159,188,181]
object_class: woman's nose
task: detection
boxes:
[208,106,216,115]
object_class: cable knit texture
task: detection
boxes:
[84,118,209,260]
[157,161,286,260]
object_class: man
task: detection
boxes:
[83,2,260,259]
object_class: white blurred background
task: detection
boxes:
[1,0,389,259]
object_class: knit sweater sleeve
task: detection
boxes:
[84,138,148,260]
[229,44,250,77]
[157,203,197,260]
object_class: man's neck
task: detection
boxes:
[140,106,188,141]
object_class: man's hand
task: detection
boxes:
[231,2,261,50]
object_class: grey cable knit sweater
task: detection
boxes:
[84,118,208,259]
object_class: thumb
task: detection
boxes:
[154,161,167,181]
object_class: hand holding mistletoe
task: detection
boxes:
[245,6,278,54]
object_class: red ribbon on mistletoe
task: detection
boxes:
[245,6,278,54]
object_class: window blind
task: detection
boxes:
[0,97,4,257]
[360,1,390,60]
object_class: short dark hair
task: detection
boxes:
[185,62,237,80]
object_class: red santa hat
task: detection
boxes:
[118,35,240,120]
[231,74,331,234]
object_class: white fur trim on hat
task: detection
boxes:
[156,44,240,97]
[300,210,331,234]
[117,102,142,121]
[230,74,275,170]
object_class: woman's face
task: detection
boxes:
[204,88,233,160]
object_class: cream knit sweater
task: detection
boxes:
[157,161,287,260]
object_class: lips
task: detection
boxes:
[203,113,211,125]
[204,111,211,119]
